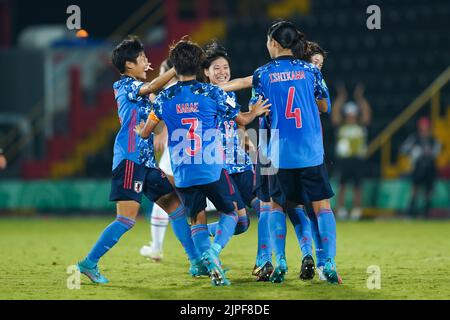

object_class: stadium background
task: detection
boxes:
[0,0,449,300]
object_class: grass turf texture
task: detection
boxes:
[0,217,449,300]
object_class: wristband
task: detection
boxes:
[149,111,160,123]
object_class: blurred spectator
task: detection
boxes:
[332,83,372,220]
[400,117,441,218]
[0,148,7,170]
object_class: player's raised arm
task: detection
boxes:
[135,111,160,139]
[219,75,252,92]
[139,67,177,96]
[235,96,271,126]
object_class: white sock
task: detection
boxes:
[150,203,169,252]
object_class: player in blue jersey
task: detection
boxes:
[279,40,332,281]
[199,41,274,281]
[251,21,340,284]
[140,58,178,262]
[136,39,270,286]
[300,41,332,281]
[76,37,204,284]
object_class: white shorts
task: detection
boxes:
[158,146,173,176]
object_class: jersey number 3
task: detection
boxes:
[285,87,302,128]
[181,118,201,156]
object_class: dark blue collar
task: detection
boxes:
[273,55,295,61]
[178,79,198,86]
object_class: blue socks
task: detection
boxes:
[168,205,200,262]
[317,209,337,260]
[208,199,259,238]
[191,224,210,255]
[235,215,250,234]
[86,215,136,266]
[306,206,326,267]
[287,207,313,258]
[257,204,272,265]
[251,198,260,217]
[207,214,249,236]
[213,211,238,253]
[269,209,286,259]
[207,222,218,237]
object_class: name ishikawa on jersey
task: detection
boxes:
[112,76,157,170]
[152,80,239,188]
[251,56,330,169]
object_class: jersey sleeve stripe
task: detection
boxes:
[123,160,130,190]
[128,109,137,153]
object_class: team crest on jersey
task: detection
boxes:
[134,181,143,193]
[225,95,236,108]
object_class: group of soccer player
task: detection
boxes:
[76,19,341,287]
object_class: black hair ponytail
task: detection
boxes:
[267,20,307,59]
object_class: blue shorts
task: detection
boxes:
[253,161,281,203]
[230,170,256,209]
[273,163,335,207]
[109,159,174,203]
[178,169,240,218]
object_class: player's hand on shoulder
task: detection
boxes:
[134,120,146,138]
[250,96,271,117]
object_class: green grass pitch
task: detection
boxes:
[1,217,449,300]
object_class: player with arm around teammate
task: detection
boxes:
[136,39,270,286]
[252,21,340,284]
[76,37,203,284]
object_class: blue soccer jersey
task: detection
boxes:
[320,79,332,114]
[152,80,239,188]
[251,56,330,169]
[112,76,157,170]
[218,91,253,175]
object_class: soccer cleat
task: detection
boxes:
[252,264,259,276]
[77,261,109,284]
[270,255,288,284]
[299,255,316,281]
[317,266,327,281]
[189,259,209,277]
[201,248,230,286]
[323,258,341,284]
[253,261,274,282]
[140,243,163,262]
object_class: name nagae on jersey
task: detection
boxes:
[176,102,200,114]
[251,56,330,169]
[152,80,239,188]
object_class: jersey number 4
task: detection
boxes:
[181,118,201,156]
[285,87,302,128]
